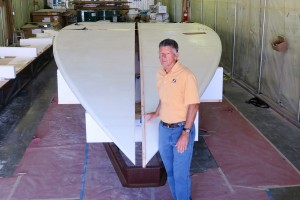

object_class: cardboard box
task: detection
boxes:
[156,6,167,14]
[21,22,62,38]
[31,9,66,26]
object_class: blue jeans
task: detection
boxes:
[159,121,195,200]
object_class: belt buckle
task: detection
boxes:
[162,122,171,128]
[162,121,184,128]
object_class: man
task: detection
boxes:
[147,39,200,200]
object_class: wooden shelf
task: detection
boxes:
[73,1,130,11]
[73,1,131,5]
[77,6,128,10]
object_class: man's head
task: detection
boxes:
[159,39,179,72]
[159,39,179,53]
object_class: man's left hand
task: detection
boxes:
[175,132,189,153]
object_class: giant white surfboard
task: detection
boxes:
[54,22,222,166]
[54,23,137,164]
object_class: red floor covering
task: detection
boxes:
[1,97,300,200]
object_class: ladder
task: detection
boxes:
[13,29,25,46]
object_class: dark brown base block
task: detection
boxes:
[104,143,167,188]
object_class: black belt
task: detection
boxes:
[162,121,185,128]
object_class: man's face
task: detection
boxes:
[159,46,179,70]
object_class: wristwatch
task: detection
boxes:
[183,127,191,134]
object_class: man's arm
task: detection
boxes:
[145,100,161,122]
[183,103,199,131]
[176,103,199,153]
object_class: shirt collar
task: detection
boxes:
[160,61,182,75]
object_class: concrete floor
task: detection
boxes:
[0,60,300,200]
[0,59,57,177]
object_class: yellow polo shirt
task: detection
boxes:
[157,62,200,123]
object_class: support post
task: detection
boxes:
[231,0,238,77]
[258,0,267,94]
[214,0,217,32]
[298,97,300,122]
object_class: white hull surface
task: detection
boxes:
[54,23,136,163]
[139,23,222,165]
[54,22,222,166]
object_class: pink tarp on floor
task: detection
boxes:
[0,97,300,200]
[191,169,269,200]
[200,99,300,187]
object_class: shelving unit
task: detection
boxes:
[73,1,131,22]
[73,1,130,10]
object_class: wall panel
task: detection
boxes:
[12,0,45,30]
[233,0,262,90]
[190,0,202,23]
[202,0,216,29]
[216,0,235,74]
[262,0,300,116]
[178,0,299,121]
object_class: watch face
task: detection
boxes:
[183,128,191,133]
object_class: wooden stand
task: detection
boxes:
[104,143,167,188]
[0,46,53,109]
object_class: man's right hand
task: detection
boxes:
[144,112,158,122]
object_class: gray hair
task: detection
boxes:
[159,39,179,52]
